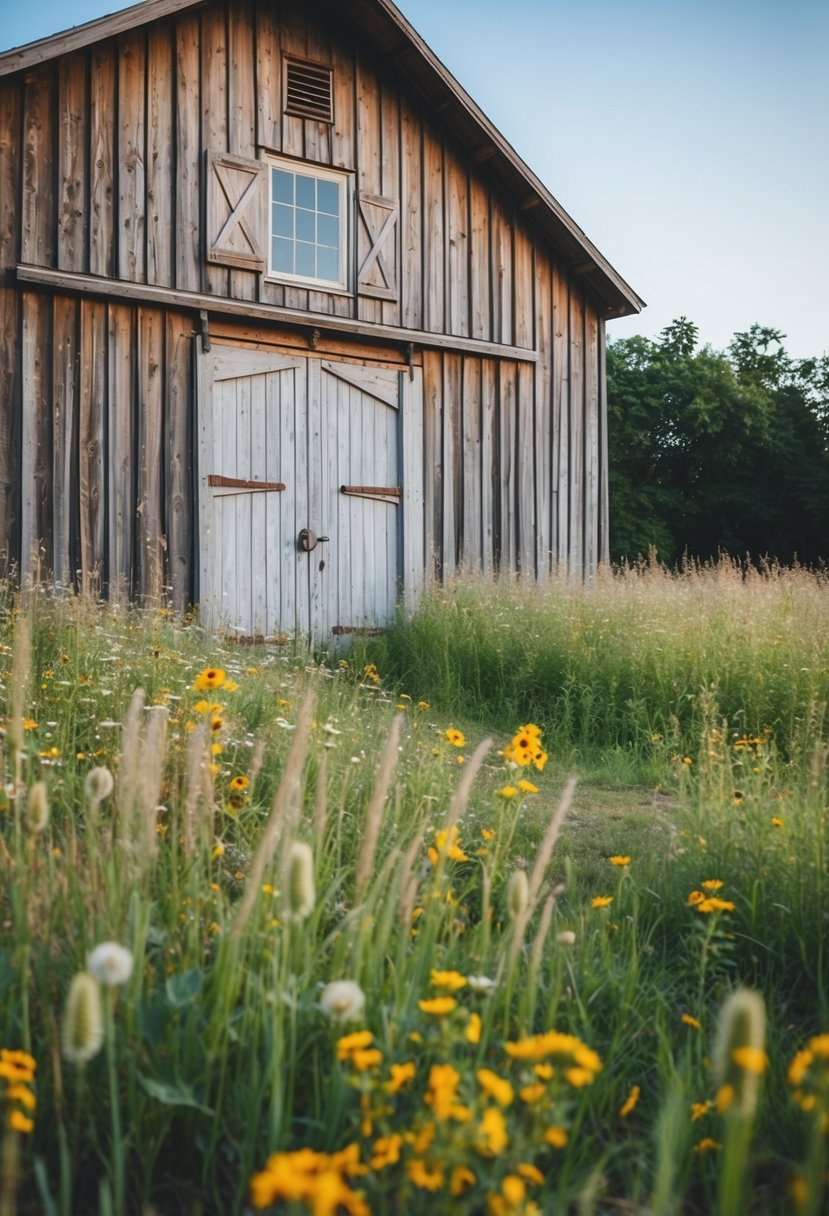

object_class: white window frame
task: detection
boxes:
[265,155,352,292]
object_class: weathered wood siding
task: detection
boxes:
[0,0,613,604]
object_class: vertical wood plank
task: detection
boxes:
[598,322,610,566]
[175,13,202,291]
[480,358,496,575]
[378,81,399,328]
[516,361,535,576]
[21,294,53,576]
[89,45,115,277]
[445,152,468,338]
[400,101,422,331]
[228,0,258,303]
[0,82,21,570]
[461,357,482,570]
[355,54,381,326]
[552,265,569,567]
[22,65,56,268]
[498,361,517,572]
[422,350,440,582]
[107,303,134,595]
[118,30,147,282]
[255,0,281,151]
[534,252,553,579]
[326,35,355,319]
[422,132,444,333]
[584,304,600,575]
[57,56,88,273]
[441,353,461,574]
[165,314,193,609]
[490,193,513,345]
[401,366,424,607]
[512,220,534,352]
[147,22,174,286]
[202,4,230,298]
[468,176,490,341]
[568,289,585,576]
[79,299,106,592]
[137,307,165,600]
[52,297,79,583]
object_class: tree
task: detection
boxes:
[607,321,829,565]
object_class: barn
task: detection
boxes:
[0,0,643,642]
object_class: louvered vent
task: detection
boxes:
[284,60,334,123]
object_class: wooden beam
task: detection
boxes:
[16,263,541,363]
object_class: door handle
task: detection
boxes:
[298,528,330,551]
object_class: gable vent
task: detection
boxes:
[284,59,334,123]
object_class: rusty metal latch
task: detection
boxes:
[298,528,330,551]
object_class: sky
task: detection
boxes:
[2,0,827,359]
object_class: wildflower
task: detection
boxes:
[731,1046,768,1076]
[467,975,497,994]
[287,842,315,921]
[517,1163,544,1185]
[466,1013,482,1044]
[591,895,613,909]
[771,816,784,827]
[682,1013,702,1030]
[477,1105,509,1155]
[687,891,705,905]
[230,775,250,792]
[336,1031,375,1062]
[320,980,366,1024]
[362,664,381,685]
[691,1100,713,1121]
[61,972,104,1065]
[407,1159,444,1191]
[477,1068,514,1107]
[0,1051,36,1084]
[7,1109,34,1134]
[193,667,226,691]
[417,701,430,711]
[693,1137,721,1154]
[544,1126,568,1149]
[695,897,736,914]
[430,970,467,992]
[609,855,631,867]
[619,1085,640,1118]
[86,942,134,987]
[387,1062,416,1094]
[418,997,457,1017]
[370,1134,403,1170]
[517,779,539,794]
[427,826,469,865]
[701,879,724,891]
[519,1083,546,1104]
[425,1063,462,1119]
[497,785,518,799]
[444,728,465,748]
[449,1166,476,1196]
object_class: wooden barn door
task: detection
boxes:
[198,345,422,643]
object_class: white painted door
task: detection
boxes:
[198,346,423,643]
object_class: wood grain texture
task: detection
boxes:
[0,83,20,568]
[147,23,174,286]
[21,293,52,575]
[137,307,165,600]
[165,314,193,608]
[78,299,106,592]
[89,45,115,277]
[58,56,87,273]
[175,14,201,291]
[118,31,147,283]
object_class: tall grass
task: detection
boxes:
[0,573,826,1215]
[366,558,829,766]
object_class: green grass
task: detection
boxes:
[0,567,826,1216]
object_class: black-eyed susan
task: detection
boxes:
[444,727,465,748]
[193,667,226,692]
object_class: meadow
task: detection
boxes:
[0,560,827,1216]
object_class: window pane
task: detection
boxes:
[317,246,339,282]
[295,242,315,277]
[317,212,339,247]
[274,237,293,274]
[295,208,315,243]
[274,204,294,237]
[295,174,316,210]
[273,169,294,204]
[317,179,339,216]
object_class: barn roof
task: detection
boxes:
[0,0,645,319]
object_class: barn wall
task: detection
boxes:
[0,0,613,597]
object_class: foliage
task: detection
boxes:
[0,580,827,1215]
[607,320,829,565]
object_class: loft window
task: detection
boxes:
[267,158,350,289]
[284,59,334,123]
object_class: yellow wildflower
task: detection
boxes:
[193,667,226,691]
[430,970,467,992]
[619,1084,640,1118]
[544,1126,568,1149]
[682,1013,702,1030]
[477,1068,514,1107]
[609,855,631,867]
[444,728,465,748]
[418,997,457,1017]
[407,1159,444,1191]
[591,896,613,909]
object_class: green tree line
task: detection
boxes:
[607,319,829,565]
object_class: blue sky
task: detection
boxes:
[3,0,827,358]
